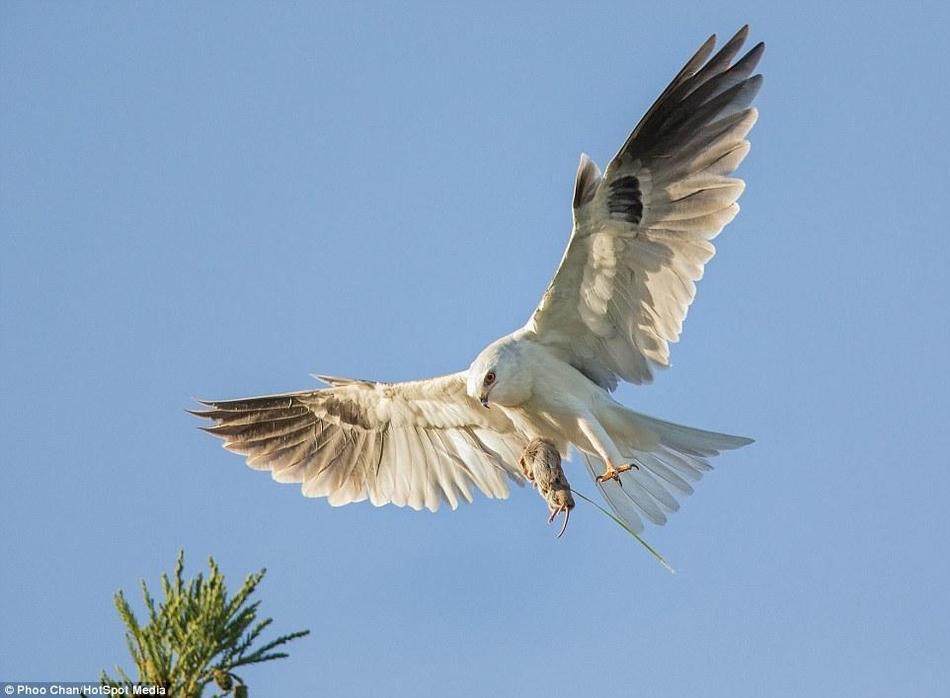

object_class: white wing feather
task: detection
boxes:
[524,27,764,389]
[195,372,526,512]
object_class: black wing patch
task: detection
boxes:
[607,175,643,224]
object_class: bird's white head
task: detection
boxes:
[466,336,533,408]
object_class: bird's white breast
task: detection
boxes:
[498,336,610,457]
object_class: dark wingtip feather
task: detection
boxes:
[722,24,749,51]
[717,26,749,60]
[697,33,717,61]
[738,42,766,72]
[680,33,718,81]
[199,422,242,435]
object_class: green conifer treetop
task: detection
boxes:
[101,551,309,697]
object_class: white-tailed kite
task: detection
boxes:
[194,26,763,540]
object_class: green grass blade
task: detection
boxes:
[571,488,676,574]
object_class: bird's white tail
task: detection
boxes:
[584,403,753,532]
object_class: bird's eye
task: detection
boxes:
[484,371,496,386]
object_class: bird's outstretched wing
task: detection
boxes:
[524,26,763,389]
[193,372,526,512]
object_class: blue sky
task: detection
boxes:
[2,1,948,695]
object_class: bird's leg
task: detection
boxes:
[595,463,638,484]
[576,414,638,485]
[521,438,575,537]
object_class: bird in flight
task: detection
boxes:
[194,26,763,540]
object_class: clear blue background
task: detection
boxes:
[3,2,948,695]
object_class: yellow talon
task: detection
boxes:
[596,463,637,484]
